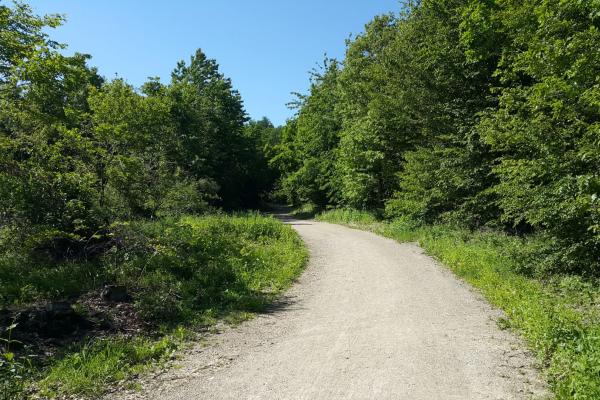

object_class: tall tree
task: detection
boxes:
[0,3,103,241]
[168,49,254,208]
[386,0,500,226]
[335,15,403,209]
[275,59,342,206]
[476,0,600,273]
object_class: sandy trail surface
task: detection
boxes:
[113,218,548,400]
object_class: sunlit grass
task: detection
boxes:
[39,328,188,398]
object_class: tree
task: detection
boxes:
[0,3,103,244]
[275,59,342,207]
[0,1,63,83]
[167,49,256,208]
[385,0,500,226]
[335,15,403,209]
[244,117,282,204]
[476,0,600,274]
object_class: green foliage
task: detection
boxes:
[289,203,320,220]
[379,0,500,227]
[243,117,282,204]
[33,214,306,398]
[1,321,32,400]
[414,228,600,400]
[0,6,302,397]
[316,209,380,227]
[386,145,497,227]
[1,214,307,319]
[335,14,406,208]
[0,2,64,83]
[271,59,342,206]
[474,0,600,274]
[167,50,263,209]
[271,0,599,276]
[104,214,307,325]
[1,214,307,398]
[3,0,600,397]
[0,3,104,240]
[0,6,274,261]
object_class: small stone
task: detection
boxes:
[101,285,131,302]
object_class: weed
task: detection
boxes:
[0,321,32,400]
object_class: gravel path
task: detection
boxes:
[113,218,548,400]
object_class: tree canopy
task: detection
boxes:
[271,0,600,275]
[1,0,598,274]
[0,2,273,257]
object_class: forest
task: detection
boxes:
[275,0,599,277]
[1,0,600,399]
[274,0,599,397]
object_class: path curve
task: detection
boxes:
[115,218,548,400]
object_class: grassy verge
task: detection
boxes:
[38,328,188,397]
[1,213,307,399]
[287,203,320,220]
[317,209,600,400]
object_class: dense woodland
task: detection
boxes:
[2,0,598,279]
[273,0,600,276]
[1,0,600,398]
[1,3,280,253]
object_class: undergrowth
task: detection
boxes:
[0,213,307,399]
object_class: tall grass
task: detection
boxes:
[112,213,308,324]
[318,209,600,399]
[316,208,379,226]
[39,329,187,398]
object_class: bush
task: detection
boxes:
[1,214,307,319]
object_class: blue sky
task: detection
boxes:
[25,0,400,125]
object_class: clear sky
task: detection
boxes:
[25,0,401,125]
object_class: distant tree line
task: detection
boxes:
[0,2,277,258]
[271,0,600,275]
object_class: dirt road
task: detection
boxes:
[116,218,548,400]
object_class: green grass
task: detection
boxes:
[1,213,308,399]
[316,208,380,226]
[39,328,188,398]
[288,203,320,219]
[102,213,308,326]
[318,209,600,400]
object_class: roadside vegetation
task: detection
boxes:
[43,214,305,399]
[317,209,600,399]
[1,213,306,399]
[0,3,305,399]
